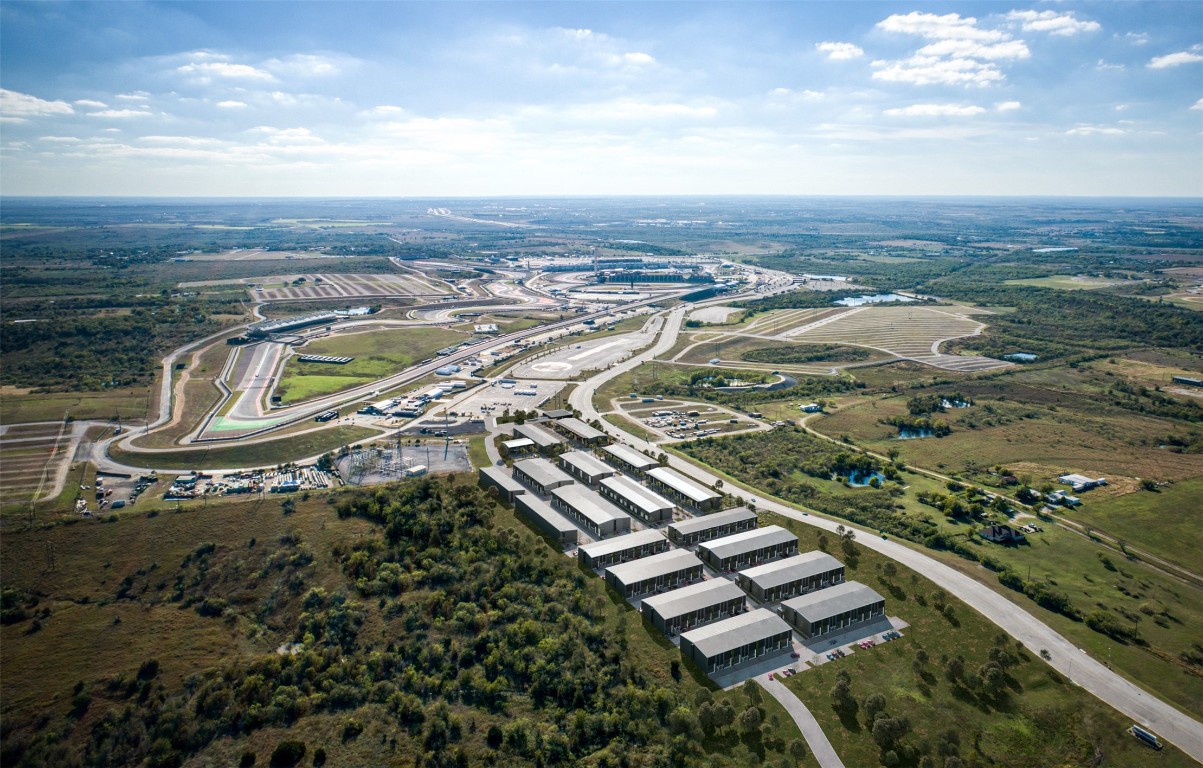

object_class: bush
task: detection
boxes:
[269,741,306,768]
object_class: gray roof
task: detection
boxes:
[556,417,607,441]
[578,528,666,560]
[679,608,792,657]
[668,507,756,537]
[513,422,564,448]
[601,475,675,515]
[501,438,536,450]
[641,578,746,620]
[781,581,885,623]
[601,443,660,470]
[550,484,629,527]
[605,549,703,584]
[646,466,722,503]
[512,457,574,488]
[739,551,843,590]
[699,525,797,560]
[515,495,578,536]
[558,450,616,479]
[478,466,526,494]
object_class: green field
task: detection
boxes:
[1004,275,1121,290]
[275,327,465,403]
[109,425,379,471]
[1066,477,1203,569]
[0,387,151,426]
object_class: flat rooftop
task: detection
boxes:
[700,525,797,560]
[739,551,843,590]
[679,608,792,657]
[601,443,660,470]
[578,528,666,560]
[557,417,607,441]
[559,450,616,479]
[641,578,746,619]
[478,466,526,494]
[515,495,578,538]
[513,422,564,448]
[601,475,675,515]
[782,581,885,622]
[606,549,703,583]
[646,466,722,504]
[501,438,536,450]
[512,457,574,489]
[669,507,756,537]
[550,484,629,526]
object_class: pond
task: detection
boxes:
[846,470,887,486]
[896,428,934,439]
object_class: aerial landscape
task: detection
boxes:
[1,3,1201,768]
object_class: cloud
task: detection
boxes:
[363,105,405,117]
[1148,51,1203,69]
[264,54,342,77]
[116,91,151,101]
[873,56,1006,87]
[884,103,986,117]
[38,136,83,143]
[1191,98,1203,111]
[1,89,75,120]
[74,99,108,109]
[995,101,1021,111]
[872,12,1024,86]
[1096,59,1125,71]
[877,12,1007,42]
[1125,32,1149,45]
[216,100,247,109]
[87,108,154,118]
[916,39,1029,61]
[816,42,864,60]
[177,59,275,82]
[1007,10,1101,37]
[1066,124,1126,136]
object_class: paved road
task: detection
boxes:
[760,678,845,768]
[570,304,1203,764]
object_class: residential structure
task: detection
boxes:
[599,475,675,524]
[557,451,617,486]
[513,495,579,547]
[780,581,886,640]
[604,550,704,598]
[1058,473,1107,492]
[577,529,669,570]
[641,579,747,635]
[600,443,661,476]
[698,525,798,572]
[646,466,722,512]
[679,608,794,675]
[980,524,1026,543]
[511,457,575,495]
[550,484,631,538]
[667,506,757,546]
[477,467,527,503]
[736,551,845,603]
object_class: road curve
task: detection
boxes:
[569,306,1203,764]
[760,678,845,768]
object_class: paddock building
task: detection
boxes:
[477,467,527,503]
[511,458,575,495]
[698,525,798,572]
[640,578,747,636]
[780,581,886,640]
[604,550,704,599]
[551,417,610,447]
[678,609,794,675]
[600,443,660,476]
[557,451,617,486]
[513,495,579,547]
[512,423,565,455]
[577,529,669,570]
[736,551,845,603]
[550,484,631,539]
[667,507,757,546]
[645,466,722,512]
[501,438,537,458]
[599,475,675,524]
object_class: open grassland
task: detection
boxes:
[109,425,379,471]
[1004,275,1122,290]
[1066,477,1203,570]
[0,387,150,425]
[0,422,78,509]
[275,327,465,403]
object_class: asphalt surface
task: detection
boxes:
[761,677,846,768]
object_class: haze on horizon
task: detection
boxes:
[1,1,1200,198]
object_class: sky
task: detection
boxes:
[1,1,1200,197]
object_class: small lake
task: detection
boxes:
[835,293,917,307]
[896,428,934,439]
[846,470,886,487]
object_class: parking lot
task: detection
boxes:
[452,379,567,416]
[615,399,764,441]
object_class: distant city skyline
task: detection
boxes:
[1,1,1200,197]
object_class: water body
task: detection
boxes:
[834,293,916,307]
[896,428,934,439]
[846,470,886,486]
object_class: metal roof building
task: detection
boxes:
[578,529,669,570]
[553,417,610,446]
[679,608,794,675]
[599,475,675,524]
[698,525,798,572]
[478,467,527,503]
[557,451,617,486]
[780,581,886,640]
[641,578,747,636]
[667,507,757,546]
[646,466,722,512]
[513,494,579,547]
[736,551,845,603]
[550,484,631,538]
[501,437,537,457]
[512,423,565,453]
[600,443,660,476]
[604,549,704,598]
[512,458,575,495]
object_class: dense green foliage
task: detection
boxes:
[740,344,872,365]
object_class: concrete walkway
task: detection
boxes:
[760,678,846,768]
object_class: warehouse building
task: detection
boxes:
[578,529,669,570]
[599,475,675,524]
[512,423,565,455]
[557,451,617,486]
[478,467,527,503]
[514,495,579,547]
[679,608,794,675]
[512,458,575,495]
[501,437,537,458]
[780,581,886,640]
[550,484,631,538]
[736,551,845,603]
[600,443,661,476]
[604,550,704,599]
[667,507,757,546]
[552,417,610,447]
[641,579,747,636]
[646,466,722,512]
[698,525,798,572]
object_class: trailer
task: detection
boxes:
[1128,724,1163,750]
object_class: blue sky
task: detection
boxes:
[1,1,1200,196]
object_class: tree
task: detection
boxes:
[744,682,762,706]
[882,562,897,582]
[863,692,887,721]
[831,678,857,717]
[788,739,808,761]
[944,655,964,682]
[817,533,829,551]
[738,706,763,735]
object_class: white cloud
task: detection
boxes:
[74,99,108,109]
[816,42,864,60]
[884,103,986,117]
[562,100,718,122]
[177,60,275,82]
[873,56,1006,87]
[916,39,1029,61]
[1148,51,1203,69]
[873,12,1024,87]
[363,105,405,117]
[264,54,341,77]
[87,109,153,118]
[996,101,1022,112]
[1190,98,1203,111]
[1066,125,1126,136]
[248,126,325,145]
[1007,10,1101,37]
[216,100,247,109]
[116,91,151,101]
[877,12,1007,42]
[38,136,83,143]
[620,51,655,66]
[1125,32,1150,45]
[1,89,75,120]
[1096,59,1125,71]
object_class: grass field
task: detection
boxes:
[109,425,379,471]
[0,387,151,425]
[1004,275,1121,290]
[1065,477,1203,569]
[275,327,465,403]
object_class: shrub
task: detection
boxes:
[269,741,306,768]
